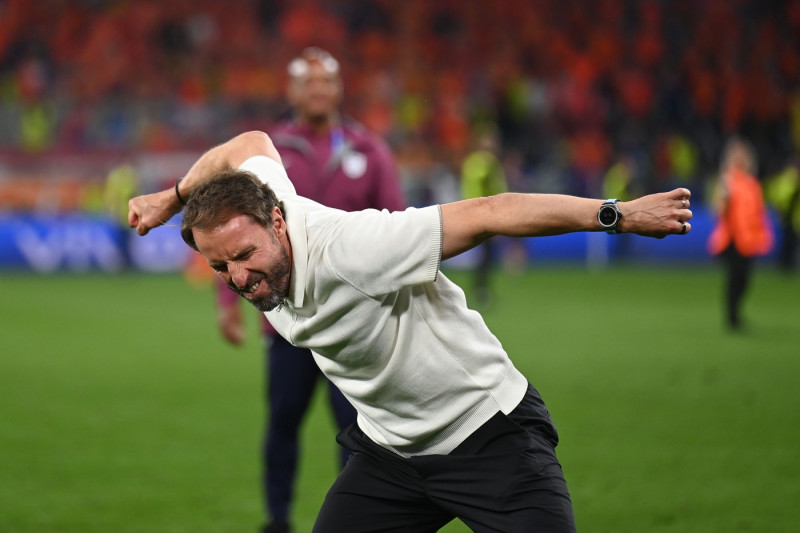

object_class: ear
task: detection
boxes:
[271,205,287,237]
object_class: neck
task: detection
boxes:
[300,113,339,134]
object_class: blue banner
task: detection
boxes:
[0,207,779,272]
[0,213,191,272]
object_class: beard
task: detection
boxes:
[231,246,291,313]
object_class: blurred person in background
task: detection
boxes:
[603,155,642,264]
[766,156,800,272]
[460,125,509,306]
[708,137,774,330]
[215,47,405,533]
[103,163,139,269]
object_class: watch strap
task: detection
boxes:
[599,198,621,234]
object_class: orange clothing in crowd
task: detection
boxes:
[708,167,774,257]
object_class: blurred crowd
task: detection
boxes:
[1,0,800,204]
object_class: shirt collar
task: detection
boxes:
[283,198,307,309]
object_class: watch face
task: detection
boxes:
[598,205,618,227]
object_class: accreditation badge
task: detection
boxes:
[343,152,367,179]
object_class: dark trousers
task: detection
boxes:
[778,222,797,271]
[474,240,495,304]
[313,384,576,533]
[722,244,753,329]
[265,335,357,522]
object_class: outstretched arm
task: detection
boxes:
[440,188,692,260]
[128,131,281,236]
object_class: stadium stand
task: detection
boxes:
[0,0,796,267]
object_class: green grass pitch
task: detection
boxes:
[1,264,798,532]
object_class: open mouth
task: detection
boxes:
[236,278,263,298]
[246,280,260,294]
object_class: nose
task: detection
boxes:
[228,263,248,289]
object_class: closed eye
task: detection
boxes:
[232,247,255,262]
[209,246,255,273]
[210,262,228,273]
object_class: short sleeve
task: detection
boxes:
[324,205,442,297]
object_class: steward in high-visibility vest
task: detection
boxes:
[708,137,774,330]
[766,163,800,270]
[708,167,774,257]
[460,127,509,305]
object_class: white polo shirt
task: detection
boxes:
[241,156,529,456]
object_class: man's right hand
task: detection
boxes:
[128,188,183,236]
[218,303,246,346]
[128,131,283,238]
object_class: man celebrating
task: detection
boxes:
[130,131,692,532]
[215,48,404,533]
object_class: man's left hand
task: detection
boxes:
[618,188,693,238]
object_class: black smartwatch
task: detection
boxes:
[597,199,622,234]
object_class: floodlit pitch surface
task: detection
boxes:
[1,266,798,532]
